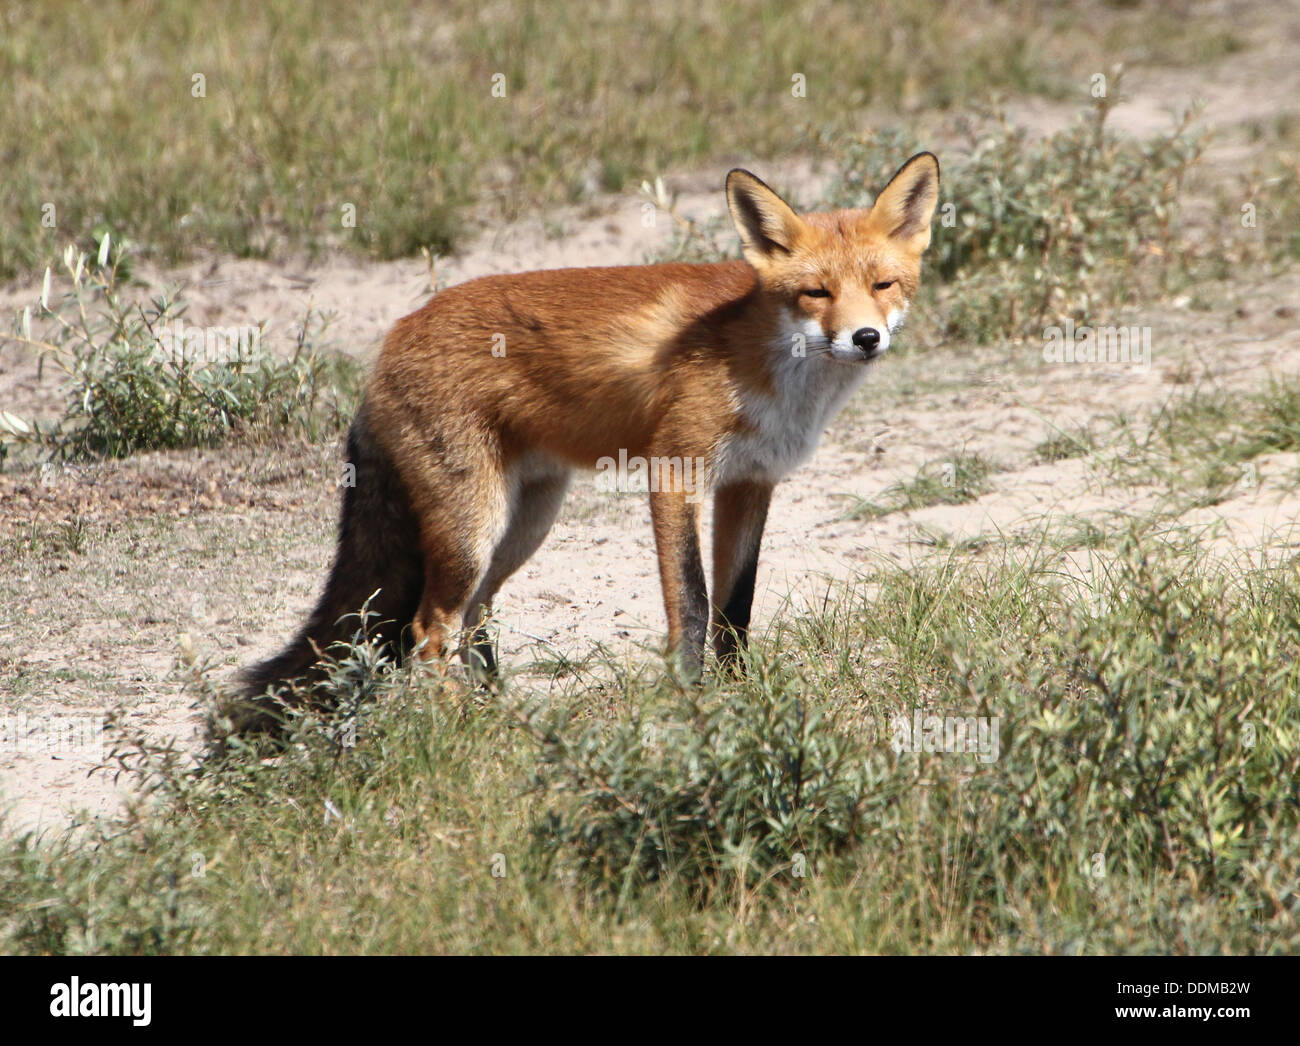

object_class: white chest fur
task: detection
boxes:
[712,330,869,486]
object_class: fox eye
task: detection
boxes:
[801,288,831,298]
[873,280,895,292]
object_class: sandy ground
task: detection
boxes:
[2,33,1299,836]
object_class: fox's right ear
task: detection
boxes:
[726,170,806,266]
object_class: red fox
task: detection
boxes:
[232,153,940,730]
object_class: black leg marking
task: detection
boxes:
[715,545,760,667]
[678,522,710,682]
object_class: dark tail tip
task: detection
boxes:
[225,410,424,739]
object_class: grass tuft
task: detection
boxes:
[1,242,362,461]
[842,452,995,521]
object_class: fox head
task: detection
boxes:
[726,152,940,363]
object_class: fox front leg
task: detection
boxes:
[710,480,773,671]
[649,486,709,682]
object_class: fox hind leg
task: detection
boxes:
[463,465,570,679]
[401,435,513,670]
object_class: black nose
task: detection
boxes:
[852,327,881,352]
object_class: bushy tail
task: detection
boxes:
[223,406,424,735]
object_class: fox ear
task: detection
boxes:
[867,152,940,253]
[726,169,806,265]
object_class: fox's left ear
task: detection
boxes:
[867,152,941,254]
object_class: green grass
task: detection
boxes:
[1,242,362,461]
[2,530,1296,954]
[909,524,995,554]
[841,452,996,521]
[1099,379,1300,511]
[0,0,1245,279]
[1048,514,1113,551]
[1034,424,1097,464]
[1,515,94,560]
